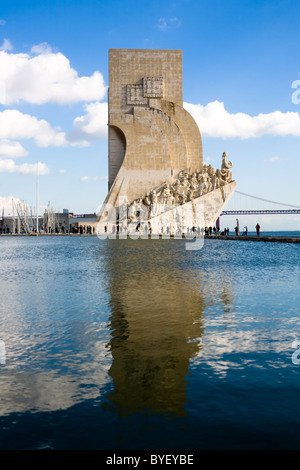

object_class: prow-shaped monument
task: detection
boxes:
[97,49,236,236]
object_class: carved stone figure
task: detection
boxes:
[124,153,234,225]
[140,194,150,219]
[221,152,233,182]
[143,192,151,207]
[200,172,209,194]
[167,192,175,208]
[190,172,198,187]
[128,200,138,221]
[150,190,160,217]
[211,169,220,190]
[181,193,187,205]
[187,188,194,202]
[207,165,214,178]
[172,183,182,205]
[176,180,186,199]
[181,175,190,189]
[218,168,227,186]
[150,189,159,204]
[162,184,171,199]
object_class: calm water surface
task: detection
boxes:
[0,235,300,449]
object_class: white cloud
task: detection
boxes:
[0,19,6,26]
[0,48,108,154]
[169,17,182,27]
[0,109,89,148]
[0,139,28,158]
[0,49,107,105]
[0,109,67,147]
[0,108,100,150]
[184,100,300,139]
[0,159,50,175]
[80,176,108,181]
[156,17,181,30]
[69,102,108,142]
[156,18,168,30]
[0,38,13,51]
[59,169,67,174]
[0,196,22,213]
[30,42,52,55]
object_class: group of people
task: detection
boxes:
[128,152,234,221]
[233,224,261,236]
[76,225,94,235]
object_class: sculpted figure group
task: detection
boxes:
[127,152,233,221]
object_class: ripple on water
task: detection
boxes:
[0,236,300,449]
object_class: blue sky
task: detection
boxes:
[0,0,300,230]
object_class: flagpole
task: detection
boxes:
[36,162,39,234]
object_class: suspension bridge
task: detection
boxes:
[220,190,300,216]
[213,189,300,242]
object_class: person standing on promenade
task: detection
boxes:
[256,223,260,236]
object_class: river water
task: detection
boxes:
[0,234,300,449]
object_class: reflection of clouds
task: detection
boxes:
[192,311,298,377]
[0,373,82,415]
[0,341,112,415]
[0,237,247,418]
[0,238,113,416]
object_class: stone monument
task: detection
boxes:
[97,49,236,236]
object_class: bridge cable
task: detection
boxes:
[235,191,300,209]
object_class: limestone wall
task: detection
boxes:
[105,49,203,208]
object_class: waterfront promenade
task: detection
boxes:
[205,234,300,243]
[0,233,299,243]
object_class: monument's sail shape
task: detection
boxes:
[97,49,236,235]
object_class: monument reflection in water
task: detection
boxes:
[0,236,238,450]
[102,238,233,418]
[2,235,299,449]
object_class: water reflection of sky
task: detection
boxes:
[0,237,300,448]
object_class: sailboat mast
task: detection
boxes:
[36,162,39,233]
